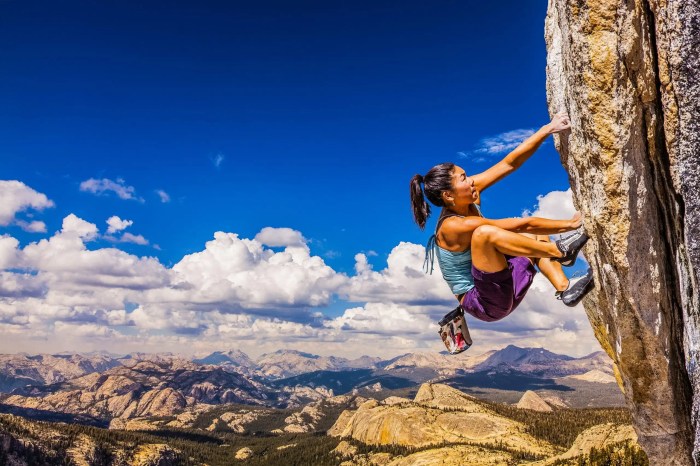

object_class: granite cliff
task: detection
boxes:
[545,0,700,463]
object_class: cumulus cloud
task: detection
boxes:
[523,188,576,219]
[61,214,99,240]
[0,180,54,229]
[341,242,453,307]
[0,271,47,298]
[80,178,143,202]
[254,227,306,247]
[22,214,169,291]
[170,230,346,309]
[54,321,119,338]
[104,216,150,246]
[0,190,600,358]
[0,235,21,269]
[327,302,433,336]
[106,216,133,234]
[15,220,47,233]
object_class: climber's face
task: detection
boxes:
[444,165,478,206]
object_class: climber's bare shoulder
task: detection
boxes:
[437,216,485,251]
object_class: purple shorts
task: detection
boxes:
[460,256,537,322]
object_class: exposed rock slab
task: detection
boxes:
[517,390,553,412]
[532,423,638,465]
[235,447,253,460]
[386,444,514,466]
[567,369,616,384]
[329,383,557,456]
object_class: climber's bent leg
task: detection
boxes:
[470,225,561,273]
[531,235,569,292]
[461,226,541,322]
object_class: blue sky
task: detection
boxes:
[0,1,594,358]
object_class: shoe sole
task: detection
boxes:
[563,277,595,307]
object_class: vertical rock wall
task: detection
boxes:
[545,0,700,464]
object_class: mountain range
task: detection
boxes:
[0,345,623,428]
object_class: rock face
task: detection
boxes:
[517,390,553,412]
[256,350,378,379]
[567,369,616,384]
[235,447,253,460]
[531,423,638,466]
[0,353,121,392]
[329,383,557,457]
[545,0,700,464]
[3,359,272,423]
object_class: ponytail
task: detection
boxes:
[410,174,431,230]
[409,162,456,230]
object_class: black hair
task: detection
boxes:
[409,162,455,229]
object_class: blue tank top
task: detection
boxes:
[424,205,482,295]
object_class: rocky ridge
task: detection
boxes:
[0,353,121,392]
[0,413,180,465]
[255,349,380,379]
[2,359,273,425]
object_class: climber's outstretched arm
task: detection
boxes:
[443,211,582,240]
[472,113,571,193]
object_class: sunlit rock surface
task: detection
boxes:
[329,383,557,457]
[545,0,700,463]
[517,390,553,412]
[532,423,638,466]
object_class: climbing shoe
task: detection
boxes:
[553,230,589,267]
[556,268,594,307]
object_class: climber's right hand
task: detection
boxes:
[569,211,583,229]
[548,113,571,133]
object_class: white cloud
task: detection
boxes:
[461,129,536,161]
[327,302,433,336]
[0,180,54,228]
[170,229,346,309]
[80,178,143,202]
[0,190,600,358]
[22,214,169,291]
[0,235,21,269]
[341,242,454,307]
[156,189,171,203]
[0,271,47,298]
[54,321,118,338]
[104,217,149,246]
[473,273,597,355]
[523,188,576,219]
[106,216,133,234]
[254,227,306,247]
[61,214,99,240]
[15,220,47,233]
[213,153,224,168]
[119,232,149,246]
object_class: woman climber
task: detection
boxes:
[409,113,594,328]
